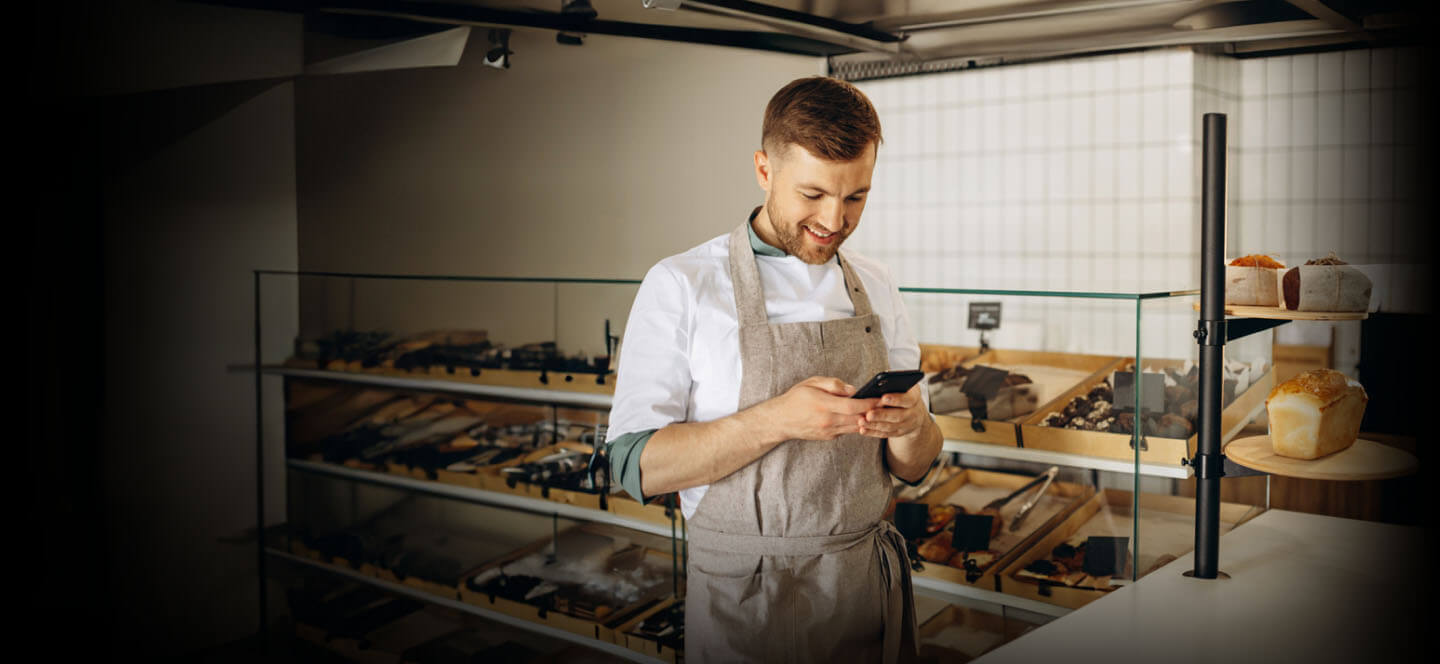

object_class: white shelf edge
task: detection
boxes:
[265,549,665,664]
[942,439,1192,479]
[259,366,614,408]
[910,575,1072,618]
[287,459,677,538]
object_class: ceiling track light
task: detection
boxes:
[483,27,512,69]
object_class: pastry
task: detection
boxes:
[1266,369,1368,459]
[928,365,1040,420]
[1281,252,1372,312]
[921,347,974,373]
[917,531,955,563]
[1226,254,1285,306]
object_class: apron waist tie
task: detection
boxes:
[688,521,918,664]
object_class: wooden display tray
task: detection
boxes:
[284,357,617,395]
[999,489,1263,610]
[1224,435,1418,481]
[909,467,1094,590]
[917,604,1036,662]
[921,345,1122,448]
[457,523,675,643]
[612,597,682,663]
[480,441,606,509]
[606,493,680,528]
[1019,358,1274,466]
[1191,302,1368,321]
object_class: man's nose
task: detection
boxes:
[817,197,845,232]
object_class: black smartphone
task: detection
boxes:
[850,370,924,400]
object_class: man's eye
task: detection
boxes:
[848,195,865,202]
[802,193,821,200]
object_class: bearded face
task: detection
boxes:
[756,143,876,265]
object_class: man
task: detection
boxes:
[606,76,943,663]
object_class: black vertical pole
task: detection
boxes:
[1193,114,1227,579]
[254,271,270,645]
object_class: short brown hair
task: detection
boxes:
[762,76,882,162]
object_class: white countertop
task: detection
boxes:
[977,509,1424,664]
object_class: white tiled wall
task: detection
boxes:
[855,48,1199,360]
[851,46,1422,364]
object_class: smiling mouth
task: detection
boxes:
[803,224,837,244]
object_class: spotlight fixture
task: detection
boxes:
[561,0,599,19]
[483,28,512,69]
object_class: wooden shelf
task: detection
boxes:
[286,459,676,537]
[267,549,665,664]
[1191,303,1368,321]
[1224,436,1418,481]
[942,439,1192,479]
[259,366,614,408]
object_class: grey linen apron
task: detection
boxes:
[684,223,918,664]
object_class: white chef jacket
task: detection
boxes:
[608,222,925,520]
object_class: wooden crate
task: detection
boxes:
[909,468,1093,590]
[998,489,1264,610]
[608,493,680,528]
[917,604,1038,663]
[613,597,683,663]
[1019,359,1274,466]
[457,523,676,644]
[360,363,618,395]
[921,345,1122,448]
[479,441,606,509]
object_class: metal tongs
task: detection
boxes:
[981,466,1059,533]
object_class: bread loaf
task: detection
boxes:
[1225,255,1284,306]
[1281,253,1372,312]
[1265,369,1368,459]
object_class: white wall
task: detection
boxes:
[294,27,824,348]
[854,48,1202,361]
[849,46,1424,366]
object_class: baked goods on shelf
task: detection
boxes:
[464,526,672,629]
[1013,536,1130,590]
[289,329,615,379]
[1282,252,1373,312]
[1265,369,1369,459]
[1226,254,1285,306]
[928,364,1041,420]
[1038,359,1266,440]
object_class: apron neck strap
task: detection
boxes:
[727,221,877,326]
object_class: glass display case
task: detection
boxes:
[251,270,1273,660]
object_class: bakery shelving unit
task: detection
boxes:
[251,254,1280,650]
[252,272,675,660]
[1186,112,1416,580]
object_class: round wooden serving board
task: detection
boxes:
[1190,302,1367,321]
[1224,435,1417,481]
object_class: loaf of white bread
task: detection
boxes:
[1265,369,1368,459]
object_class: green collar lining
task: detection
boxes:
[746,206,787,257]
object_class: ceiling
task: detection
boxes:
[212,1,1424,78]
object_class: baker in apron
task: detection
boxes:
[605,76,942,663]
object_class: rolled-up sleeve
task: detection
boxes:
[607,262,693,503]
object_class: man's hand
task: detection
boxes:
[858,383,927,438]
[763,376,881,442]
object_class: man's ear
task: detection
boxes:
[754,149,773,193]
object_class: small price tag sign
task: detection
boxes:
[893,502,930,541]
[1083,536,1130,577]
[951,514,994,552]
[967,302,1002,330]
[1113,371,1166,413]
